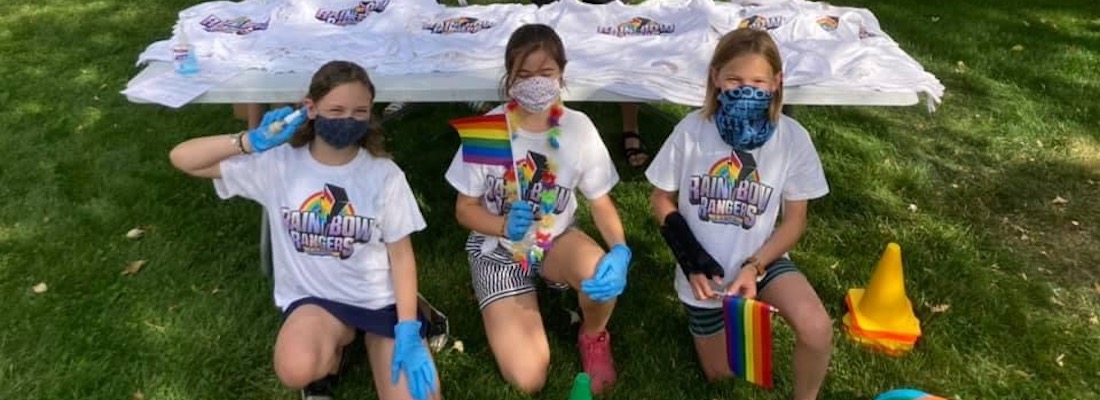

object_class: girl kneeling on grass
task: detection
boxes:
[170,60,440,400]
[445,24,631,395]
[645,28,833,400]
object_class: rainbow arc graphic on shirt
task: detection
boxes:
[724,295,776,389]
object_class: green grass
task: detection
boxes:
[1,0,1098,399]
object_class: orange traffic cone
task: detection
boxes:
[842,243,921,356]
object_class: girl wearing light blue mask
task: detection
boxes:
[169,61,440,400]
[645,28,832,400]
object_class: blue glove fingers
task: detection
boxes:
[391,354,402,384]
[412,366,430,400]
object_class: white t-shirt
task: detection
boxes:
[710,0,802,43]
[645,111,828,308]
[138,0,281,68]
[215,145,427,311]
[264,0,444,71]
[539,0,718,76]
[445,107,619,253]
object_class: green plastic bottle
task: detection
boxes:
[568,373,593,400]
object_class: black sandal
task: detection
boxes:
[622,131,650,168]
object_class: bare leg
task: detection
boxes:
[481,293,551,395]
[364,332,442,400]
[272,304,355,389]
[758,273,832,400]
[540,229,614,335]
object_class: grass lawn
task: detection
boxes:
[1,0,1098,399]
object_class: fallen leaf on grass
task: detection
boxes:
[126,228,145,239]
[451,340,465,353]
[1071,220,1080,227]
[567,308,581,325]
[122,260,147,276]
[144,321,166,333]
[930,304,950,313]
[1013,369,1034,379]
[32,282,48,294]
[132,390,145,400]
[1050,296,1065,307]
[1011,44,1024,51]
[1093,282,1100,295]
[907,203,918,213]
[829,262,839,270]
[1019,234,1030,241]
[954,61,968,74]
[1051,196,1069,205]
[1089,316,1099,325]
[1055,353,1065,367]
[930,15,940,22]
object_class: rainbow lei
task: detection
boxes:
[505,101,564,272]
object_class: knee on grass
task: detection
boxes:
[502,364,549,395]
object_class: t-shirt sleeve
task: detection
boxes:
[645,119,688,192]
[576,119,620,200]
[381,168,427,244]
[444,147,488,198]
[782,118,830,201]
[213,149,279,205]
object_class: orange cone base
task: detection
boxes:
[842,314,917,357]
[845,289,922,338]
[843,293,920,357]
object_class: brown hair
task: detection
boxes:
[499,24,568,99]
[289,60,388,157]
[701,28,784,122]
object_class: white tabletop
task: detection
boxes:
[126,61,920,107]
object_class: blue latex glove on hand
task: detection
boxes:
[580,244,632,302]
[504,201,535,241]
[391,320,437,400]
[247,106,306,153]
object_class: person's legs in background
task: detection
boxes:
[619,102,650,168]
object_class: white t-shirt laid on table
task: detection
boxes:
[710,0,801,43]
[215,145,427,311]
[137,0,281,68]
[538,0,718,77]
[645,111,828,308]
[264,0,444,71]
[445,107,619,253]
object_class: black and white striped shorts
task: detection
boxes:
[466,234,570,310]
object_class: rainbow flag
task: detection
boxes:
[449,114,512,166]
[724,296,775,389]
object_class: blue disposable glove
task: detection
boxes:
[247,106,306,153]
[504,201,535,241]
[391,320,438,400]
[580,244,632,302]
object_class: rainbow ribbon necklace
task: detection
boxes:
[504,101,564,272]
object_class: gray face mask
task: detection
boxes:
[508,76,561,113]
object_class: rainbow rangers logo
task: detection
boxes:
[817,15,839,31]
[200,15,269,34]
[316,0,391,26]
[688,155,774,228]
[422,17,495,34]
[739,15,784,31]
[597,17,675,37]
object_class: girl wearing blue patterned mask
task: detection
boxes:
[645,28,832,400]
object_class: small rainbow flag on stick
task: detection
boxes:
[449,114,513,166]
[724,296,777,389]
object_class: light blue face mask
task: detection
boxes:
[715,85,776,151]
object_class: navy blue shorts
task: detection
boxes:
[282,297,429,338]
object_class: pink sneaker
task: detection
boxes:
[578,329,617,394]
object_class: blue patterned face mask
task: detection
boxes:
[715,85,776,151]
[315,116,370,149]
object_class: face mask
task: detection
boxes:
[508,76,561,113]
[314,116,370,149]
[715,85,776,151]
